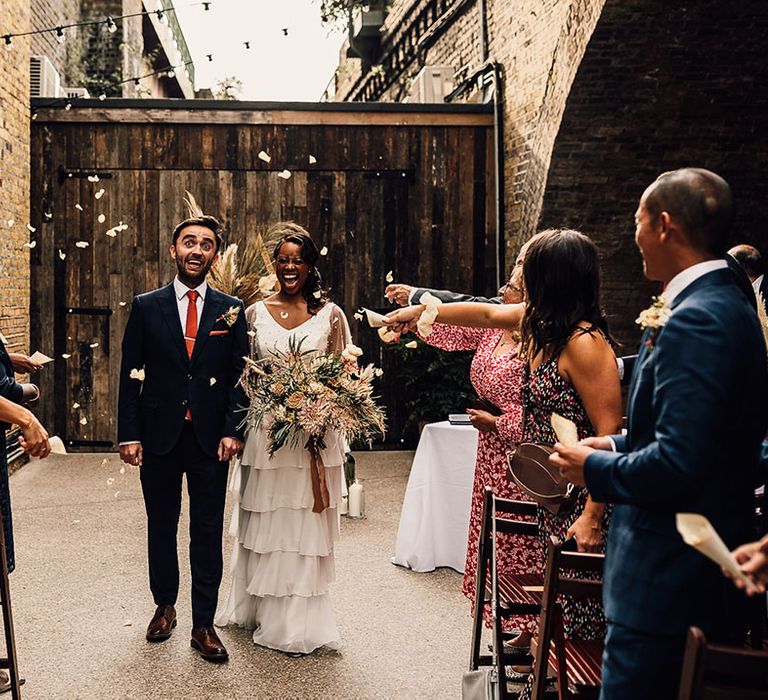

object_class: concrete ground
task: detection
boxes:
[6,450,472,699]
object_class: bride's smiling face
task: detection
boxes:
[275,241,310,295]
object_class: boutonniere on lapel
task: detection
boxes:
[216,305,240,327]
[635,295,671,350]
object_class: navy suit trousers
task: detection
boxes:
[140,422,229,627]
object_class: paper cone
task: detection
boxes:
[29,351,54,364]
[363,308,387,328]
[48,435,67,454]
[676,513,758,594]
[551,413,579,447]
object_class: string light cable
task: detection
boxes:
[1,1,210,49]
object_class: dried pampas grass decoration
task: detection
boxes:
[184,191,205,219]
[208,229,283,307]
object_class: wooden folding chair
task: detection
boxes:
[677,626,768,699]
[0,502,21,699]
[531,536,605,700]
[470,487,542,698]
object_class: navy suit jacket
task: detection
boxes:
[118,283,249,458]
[0,338,24,431]
[585,267,768,638]
[410,288,502,305]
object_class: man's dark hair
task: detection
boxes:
[171,215,223,251]
[644,168,734,256]
[729,244,763,279]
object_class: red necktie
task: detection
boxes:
[184,289,198,419]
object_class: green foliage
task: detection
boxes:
[387,336,476,439]
[318,0,388,25]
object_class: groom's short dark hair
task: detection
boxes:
[172,215,223,252]
[644,168,734,257]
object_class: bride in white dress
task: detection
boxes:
[215,224,351,655]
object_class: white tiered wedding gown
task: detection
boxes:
[215,300,350,654]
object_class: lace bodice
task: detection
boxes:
[245,301,350,360]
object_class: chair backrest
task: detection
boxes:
[531,535,605,700]
[677,626,768,700]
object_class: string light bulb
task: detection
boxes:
[155,10,167,24]
[205,53,213,62]
[106,17,117,33]
[202,2,211,10]
[167,69,175,78]
[3,35,12,50]
[55,26,65,43]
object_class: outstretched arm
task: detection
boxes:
[385,301,524,333]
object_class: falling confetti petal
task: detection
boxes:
[106,477,114,486]
[309,154,317,165]
[27,224,36,232]
[119,301,127,307]
[320,246,328,256]
[75,203,83,211]
[44,211,53,220]
[61,353,71,359]
[94,188,105,199]
[58,249,66,260]
[129,368,145,381]
[119,467,125,474]
[90,342,99,348]
[72,519,81,524]
[258,150,271,163]
[385,270,394,283]
[353,311,364,322]
[405,341,418,349]
[106,229,117,238]
[277,169,291,179]
[23,241,36,249]
[99,94,106,101]
[374,368,384,377]
[97,214,106,223]
[313,290,322,299]
[247,330,256,337]
[6,220,15,227]
[122,620,132,627]
[79,417,87,425]
[87,174,99,183]
[209,377,217,386]
[72,402,80,409]
[101,458,108,466]
[75,241,89,248]
[114,491,120,498]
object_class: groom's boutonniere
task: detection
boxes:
[217,305,240,327]
[635,295,670,350]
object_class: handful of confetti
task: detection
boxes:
[416,292,442,337]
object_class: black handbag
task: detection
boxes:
[507,442,575,514]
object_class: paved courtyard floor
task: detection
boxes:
[6,450,470,699]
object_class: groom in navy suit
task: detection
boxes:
[118,215,248,662]
[552,168,768,699]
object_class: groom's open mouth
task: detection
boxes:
[185,257,205,273]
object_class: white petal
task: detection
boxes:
[23,241,36,249]
[209,377,217,386]
[277,169,291,179]
[27,224,36,232]
[385,270,394,283]
[89,342,99,348]
[258,150,271,163]
[58,249,66,260]
[97,214,106,223]
[72,402,80,409]
[75,241,89,248]
[79,416,87,425]
[106,477,114,485]
[94,188,105,199]
[61,353,71,359]
[312,290,322,299]
[309,154,317,164]
[320,246,328,256]
[405,340,418,349]
[6,220,14,227]
[119,301,127,307]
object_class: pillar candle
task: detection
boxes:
[348,481,364,518]
[340,495,349,516]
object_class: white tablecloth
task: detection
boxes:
[392,421,479,573]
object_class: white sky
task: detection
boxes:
[173,0,347,101]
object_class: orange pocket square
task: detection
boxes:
[209,329,229,336]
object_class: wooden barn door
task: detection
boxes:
[46,167,413,449]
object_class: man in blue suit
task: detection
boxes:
[118,215,248,662]
[551,168,768,699]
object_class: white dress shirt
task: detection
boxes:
[173,276,207,332]
[662,259,727,305]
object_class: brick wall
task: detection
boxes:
[30,0,80,82]
[0,0,31,352]
[540,0,768,347]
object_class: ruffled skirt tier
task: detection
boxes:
[215,429,343,654]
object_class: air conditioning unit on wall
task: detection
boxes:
[408,65,454,104]
[62,86,90,99]
[30,55,61,97]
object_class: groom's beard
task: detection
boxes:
[176,255,215,287]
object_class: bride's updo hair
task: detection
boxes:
[269,222,329,314]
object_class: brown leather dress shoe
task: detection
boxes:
[146,605,177,642]
[190,626,229,662]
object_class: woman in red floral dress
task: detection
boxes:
[417,255,540,643]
